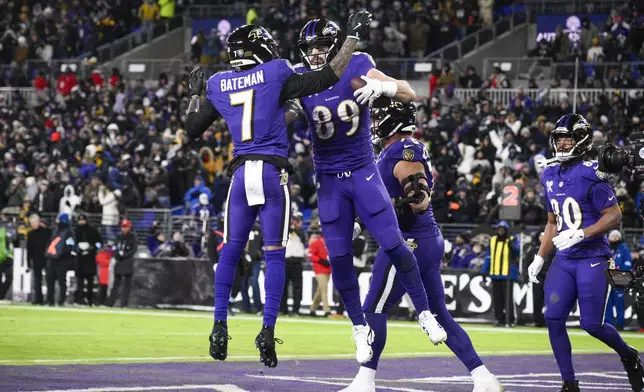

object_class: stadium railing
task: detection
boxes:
[483,58,644,82]
[423,5,528,64]
[2,207,182,246]
[453,87,644,107]
[523,0,622,14]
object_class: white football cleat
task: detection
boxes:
[472,376,504,392]
[352,325,375,364]
[418,310,447,345]
[338,378,376,392]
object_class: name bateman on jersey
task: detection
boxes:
[220,70,265,92]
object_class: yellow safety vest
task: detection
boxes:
[489,235,513,276]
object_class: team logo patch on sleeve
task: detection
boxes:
[403,149,415,161]
[596,170,607,180]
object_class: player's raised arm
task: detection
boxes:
[354,68,417,104]
[185,67,221,139]
[279,11,372,104]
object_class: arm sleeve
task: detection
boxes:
[185,99,221,139]
[590,181,617,212]
[279,66,339,105]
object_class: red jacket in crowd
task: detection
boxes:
[308,235,331,275]
[56,73,78,96]
[33,76,48,90]
[96,248,113,286]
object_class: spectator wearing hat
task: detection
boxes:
[26,214,51,305]
[184,175,212,208]
[281,212,306,316]
[73,214,102,306]
[481,221,520,327]
[605,230,632,330]
[107,219,138,308]
[45,213,76,306]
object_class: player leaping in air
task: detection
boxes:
[183,11,373,368]
[341,101,503,392]
[528,113,644,392]
[295,19,446,365]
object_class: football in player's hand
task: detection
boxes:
[351,77,392,107]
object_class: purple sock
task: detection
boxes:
[214,241,245,322]
[363,313,388,370]
[262,248,286,327]
[330,253,366,326]
[546,317,575,382]
[384,243,429,313]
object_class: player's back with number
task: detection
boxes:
[541,160,614,258]
[207,59,293,158]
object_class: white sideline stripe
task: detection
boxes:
[0,349,607,364]
[245,375,431,392]
[3,304,644,339]
[3,331,346,337]
[22,385,247,392]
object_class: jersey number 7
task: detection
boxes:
[230,89,255,142]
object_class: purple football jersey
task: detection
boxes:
[377,137,441,238]
[542,160,616,259]
[297,52,376,173]
[206,59,295,158]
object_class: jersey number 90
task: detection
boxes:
[550,197,582,232]
[311,100,361,140]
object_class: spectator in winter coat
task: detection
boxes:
[26,214,51,305]
[59,185,81,216]
[95,246,113,306]
[32,180,58,214]
[98,185,120,238]
[308,222,331,317]
[73,214,102,306]
[451,233,475,269]
[184,175,212,207]
[107,219,138,307]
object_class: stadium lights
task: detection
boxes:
[414,63,433,73]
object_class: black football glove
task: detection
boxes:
[189,67,205,97]
[394,197,416,232]
[347,11,373,41]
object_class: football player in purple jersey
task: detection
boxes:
[184,12,373,368]
[529,113,644,392]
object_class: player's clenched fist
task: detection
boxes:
[189,67,205,97]
[346,11,372,40]
[553,228,585,251]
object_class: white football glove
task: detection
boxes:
[353,75,397,105]
[528,254,545,284]
[352,221,362,241]
[552,229,585,251]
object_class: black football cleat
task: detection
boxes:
[255,325,283,368]
[622,346,644,392]
[558,380,580,392]
[209,320,231,361]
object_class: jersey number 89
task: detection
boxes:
[311,100,361,140]
[550,197,582,232]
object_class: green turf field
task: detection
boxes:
[1,304,643,366]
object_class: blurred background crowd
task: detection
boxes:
[1,0,644,329]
